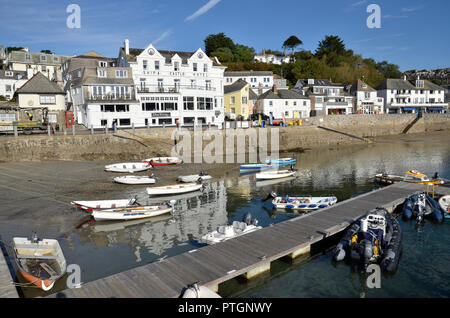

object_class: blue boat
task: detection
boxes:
[402,193,443,223]
[265,157,296,165]
[239,163,276,171]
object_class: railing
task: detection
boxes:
[86,93,135,101]
[137,85,216,94]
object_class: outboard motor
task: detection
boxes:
[415,194,426,224]
[242,213,257,226]
[199,171,205,176]
[433,172,440,180]
[31,232,39,243]
[359,239,374,271]
[262,191,277,202]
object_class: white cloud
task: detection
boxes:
[351,0,367,7]
[401,6,423,12]
[185,0,222,22]
[383,14,408,19]
[153,29,173,44]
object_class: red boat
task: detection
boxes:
[142,157,182,166]
[13,235,66,291]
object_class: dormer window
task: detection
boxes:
[174,61,180,72]
[25,54,31,60]
[416,80,424,88]
[143,60,148,70]
[40,55,47,61]
[99,61,107,68]
[5,71,13,77]
[53,56,59,62]
[115,70,128,78]
[97,70,106,77]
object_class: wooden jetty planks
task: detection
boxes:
[49,182,425,298]
[0,251,18,298]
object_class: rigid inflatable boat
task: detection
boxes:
[332,208,402,273]
[402,193,443,223]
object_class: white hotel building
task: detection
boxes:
[117,40,226,128]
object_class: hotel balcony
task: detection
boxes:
[85,92,137,103]
[137,85,216,94]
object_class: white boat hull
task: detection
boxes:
[114,176,156,185]
[92,205,172,221]
[272,196,337,211]
[178,175,212,183]
[146,183,202,196]
[439,195,450,213]
[105,162,152,173]
[71,199,136,211]
[255,170,296,180]
[201,223,262,245]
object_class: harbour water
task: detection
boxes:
[0,131,448,298]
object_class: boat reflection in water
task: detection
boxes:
[77,181,228,262]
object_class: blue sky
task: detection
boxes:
[1,0,448,71]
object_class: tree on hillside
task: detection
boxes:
[40,49,53,54]
[232,44,255,62]
[282,35,303,56]
[204,33,235,56]
[315,35,346,58]
[211,47,234,63]
[375,61,402,78]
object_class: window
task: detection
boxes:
[285,111,289,116]
[99,61,107,67]
[157,79,164,90]
[40,55,47,61]
[119,119,131,126]
[53,56,59,62]
[365,92,370,99]
[174,79,180,90]
[162,102,177,111]
[193,63,198,72]
[101,119,107,126]
[205,98,213,110]
[230,96,235,104]
[5,71,13,77]
[190,79,196,88]
[39,95,55,104]
[155,60,160,70]
[142,103,159,111]
[174,61,180,71]
[143,60,148,70]
[97,70,106,77]
[269,101,273,106]
[25,54,31,60]
[5,85,12,92]
[101,105,115,112]
[197,97,205,110]
[203,64,208,72]
[115,105,129,112]
[115,70,128,78]
[285,101,288,106]
[183,97,194,110]
[205,80,211,90]
[242,97,248,105]
[42,66,47,72]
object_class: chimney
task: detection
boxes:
[403,74,407,81]
[283,49,286,56]
[26,67,34,79]
[124,39,130,55]
[263,48,266,56]
[272,84,277,94]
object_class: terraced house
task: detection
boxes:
[5,48,70,83]
[62,51,139,129]
[224,79,253,120]
[294,79,354,116]
[375,76,447,114]
[117,39,226,128]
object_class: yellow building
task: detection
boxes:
[224,79,251,120]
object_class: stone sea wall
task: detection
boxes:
[0,113,448,162]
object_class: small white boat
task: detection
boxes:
[146,182,203,196]
[114,175,156,185]
[201,213,262,245]
[71,197,137,212]
[255,169,296,180]
[177,173,212,183]
[142,157,182,166]
[13,234,66,291]
[181,283,221,298]
[92,204,172,221]
[268,192,338,211]
[105,162,152,173]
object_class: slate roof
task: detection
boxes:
[348,79,376,93]
[15,72,65,95]
[375,79,446,91]
[258,88,308,100]
[295,79,343,87]
[8,50,70,65]
[225,71,273,77]
[121,47,195,64]
[224,79,248,94]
